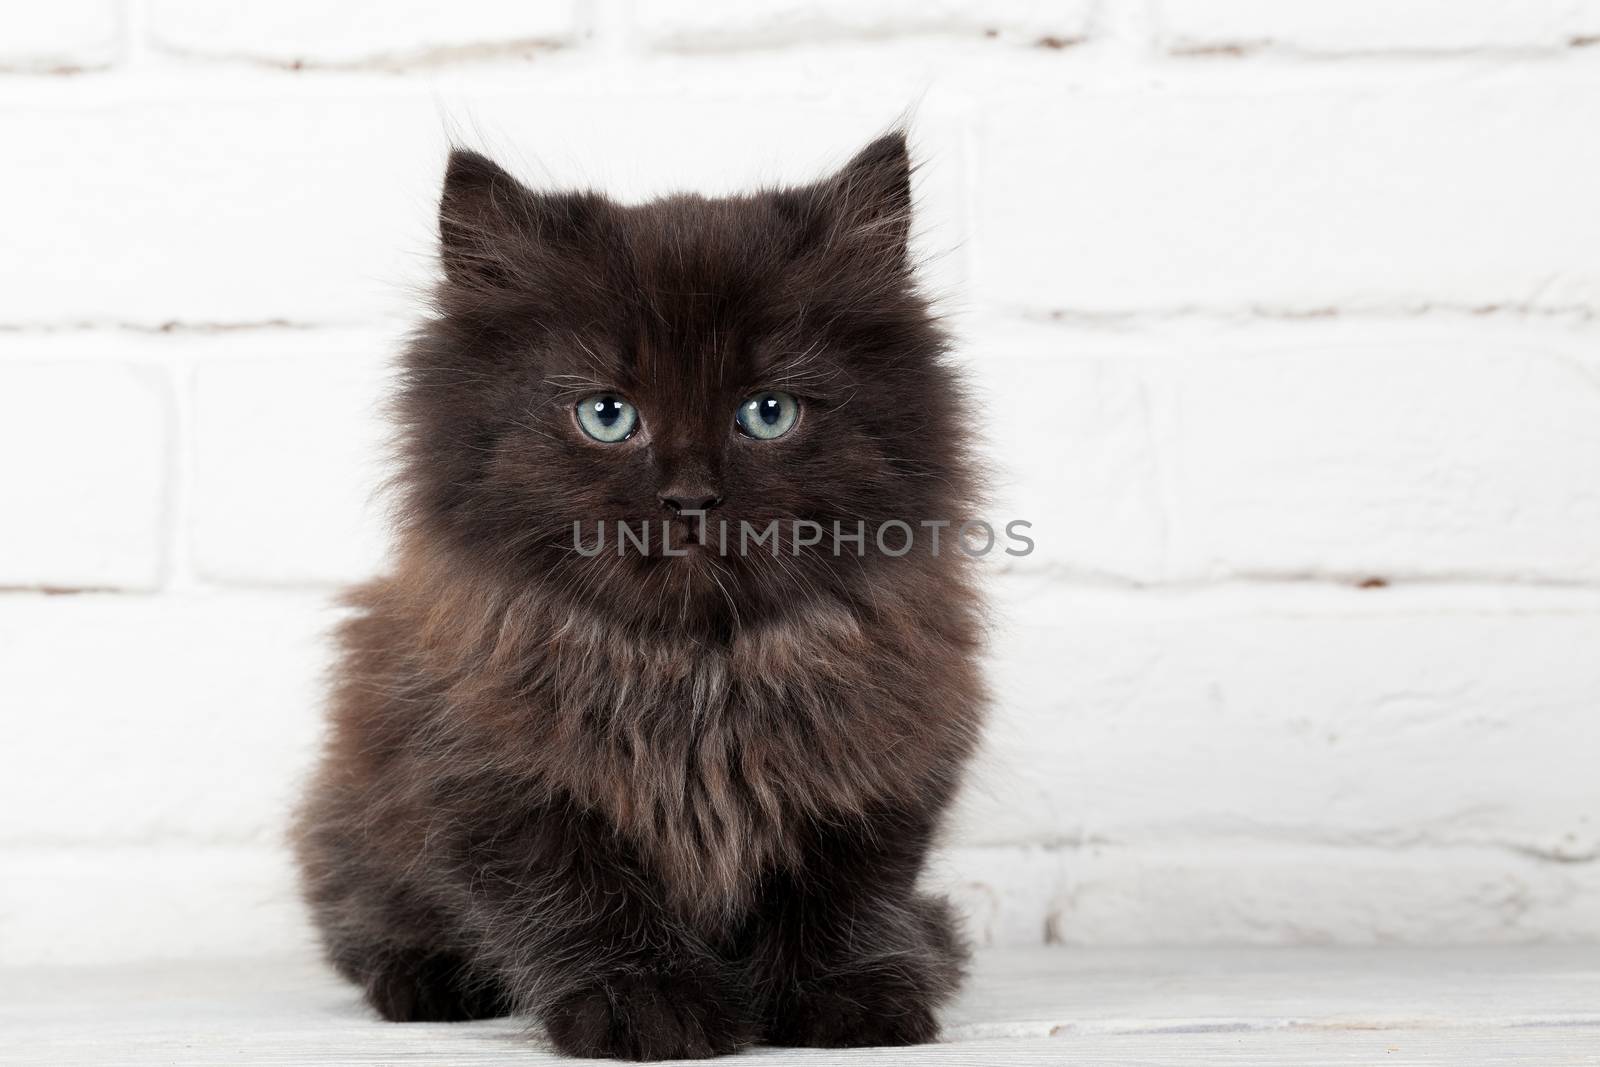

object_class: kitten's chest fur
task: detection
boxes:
[447,595,981,919]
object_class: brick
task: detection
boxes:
[191,342,394,585]
[977,76,1600,314]
[0,593,336,844]
[1058,841,1600,944]
[635,0,1095,47]
[956,579,1600,859]
[148,0,578,65]
[0,844,309,965]
[0,1,120,71]
[0,360,169,590]
[1155,323,1600,581]
[1156,0,1600,54]
[0,85,966,326]
[938,841,1600,946]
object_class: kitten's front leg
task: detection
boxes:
[460,799,753,1060]
[752,809,968,1048]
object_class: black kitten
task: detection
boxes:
[294,131,987,1059]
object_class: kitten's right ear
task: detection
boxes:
[438,148,598,290]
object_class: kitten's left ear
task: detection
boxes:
[817,130,914,267]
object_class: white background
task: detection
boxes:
[3,0,1599,965]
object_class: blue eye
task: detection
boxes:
[735,391,799,440]
[575,394,638,443]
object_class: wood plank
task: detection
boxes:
[4,948,1597,1065]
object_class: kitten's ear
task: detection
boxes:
[438,148,598,290]
[816,130,914,267]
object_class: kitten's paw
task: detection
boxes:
[365,951,512,1022]
[767,974,941,1048]
[543,971,751,1060]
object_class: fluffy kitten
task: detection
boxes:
[293,131,987,1059]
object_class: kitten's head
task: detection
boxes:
[397,132,976,635]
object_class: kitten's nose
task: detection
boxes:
[659,487,722,513]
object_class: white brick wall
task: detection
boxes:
[633,0,1095,49]
[0,2,122,72]
[3,1,1598,964]
[190,339,395,585]
[147,0,579,65]
[1153,0,1600,54]
[976,77,1600,315]
[0,360,171,589]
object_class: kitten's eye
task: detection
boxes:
[735,391,799,441]
[575,394,638,443]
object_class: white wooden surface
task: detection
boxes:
[4,948,1598,1065]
